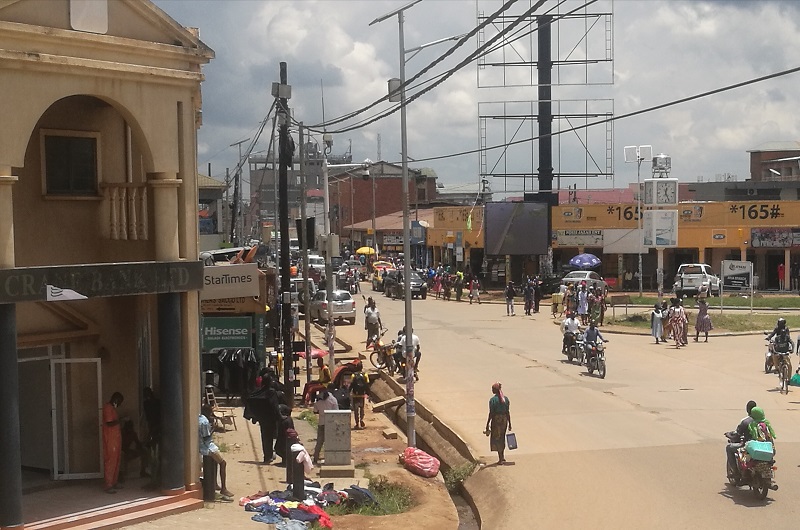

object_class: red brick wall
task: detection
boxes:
[330,175,434,231]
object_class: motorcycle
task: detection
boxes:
[392,335,419,381]
[724,432,777,499]
[585,338,607,379]
[368,328,395,375]
[764,331,794,393]
[564,330,585,365]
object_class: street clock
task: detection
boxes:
[643,178,678,206]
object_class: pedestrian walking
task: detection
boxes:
[668,298,688,348]
[694,297,713,342]
[484,382,512,465]
[577,284,589,325]
[469,276,481,305]
[778,262,785,291]
[350,371,369,429]
[792,260,800,291]
[660,300,670,342]
[523,280,534,315]
[504,281,516,316]
[650,303,663,344]
[364,297,382,348]
[533,278,543,313]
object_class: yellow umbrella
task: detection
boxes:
[356,246,376,255]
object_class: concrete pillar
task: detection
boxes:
[784,248,791,291]
[182,290,200,490]
[159,292,185,494]
[0,304,22,530]
[149,173,182,261]
[740,246,747,262]
[0,171,17,268]
[0,168,21,530]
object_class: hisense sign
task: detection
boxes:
[202,316,253,349]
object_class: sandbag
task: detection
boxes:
[399,447,440,478]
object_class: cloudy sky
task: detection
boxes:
[153,0,800,197]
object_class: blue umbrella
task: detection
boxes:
[569,253,601,270]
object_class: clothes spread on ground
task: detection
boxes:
[244,481,360,527]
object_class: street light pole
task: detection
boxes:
[624,145,652,298]
[371,0,419,448]
[320,137,336,369]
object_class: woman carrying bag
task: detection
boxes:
[484,382,513,465]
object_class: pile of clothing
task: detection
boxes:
[240,481,377,528]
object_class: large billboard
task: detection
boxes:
[485,202,549,256]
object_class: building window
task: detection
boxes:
[41,130,100,196]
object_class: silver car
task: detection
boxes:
[308,290,357,325]
[560,270,608,293]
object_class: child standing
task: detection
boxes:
[650,304,663,344]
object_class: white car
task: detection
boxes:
[308,290,357,325]
[560,271,608,292]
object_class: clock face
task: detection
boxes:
[656,180,677,205]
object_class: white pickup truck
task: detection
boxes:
[673,263,720,298]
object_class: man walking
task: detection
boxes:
[364,297,382,349]
[504,281,516,316]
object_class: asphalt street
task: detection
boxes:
[340,291,800,529]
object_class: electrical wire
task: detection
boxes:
[401,63,800,164]
[326,0,596,135]
[306,0,522,131]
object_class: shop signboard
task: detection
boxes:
[202,316,253,349]
[556,229,603,247]
[201,263,260,300]
[721,260,752,290]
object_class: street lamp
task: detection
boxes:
[371,0,464,449]
[371,0,419,448]
[624,145,652,298]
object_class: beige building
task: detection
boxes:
[0,1,213,528]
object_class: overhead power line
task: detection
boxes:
[400,63,800,164]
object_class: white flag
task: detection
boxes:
[46,285,88,301]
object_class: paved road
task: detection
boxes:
[343,292,800,529]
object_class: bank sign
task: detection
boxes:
[202,316,253,349]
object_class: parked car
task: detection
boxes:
[673,263,720,298]
[386,270,428,299]
[560,270,608,293]
[537,274,564,295]
[308,290,357,325]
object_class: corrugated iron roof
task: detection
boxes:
[198,174,227,189]
[344,208,436,231]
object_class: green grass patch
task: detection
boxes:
[623,294,800,309]
[443,461,477,493]
[298,409,318,429]
[217,442,229,453]
[606,311,800,333]
[321,475,414,519]
[355,462,370,470]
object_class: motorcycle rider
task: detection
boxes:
[560,311,582,354]
[395,326,421,381]
[725,400,757,479]
[583,320,606,361]
[765,317,793,372]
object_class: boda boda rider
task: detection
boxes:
[765,317,793,371]
[583,320,606,358]
[725,400,758,479]
[560,312,582,354]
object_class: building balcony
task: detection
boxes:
[100,183,149,241]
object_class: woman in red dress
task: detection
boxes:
[103,392,124,493]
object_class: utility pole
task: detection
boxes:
[299,124,312,382]
[223,167,230,244]
[229,137,250,245]
[275,63,294,411]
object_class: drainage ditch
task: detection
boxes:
[369,374,481,530]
